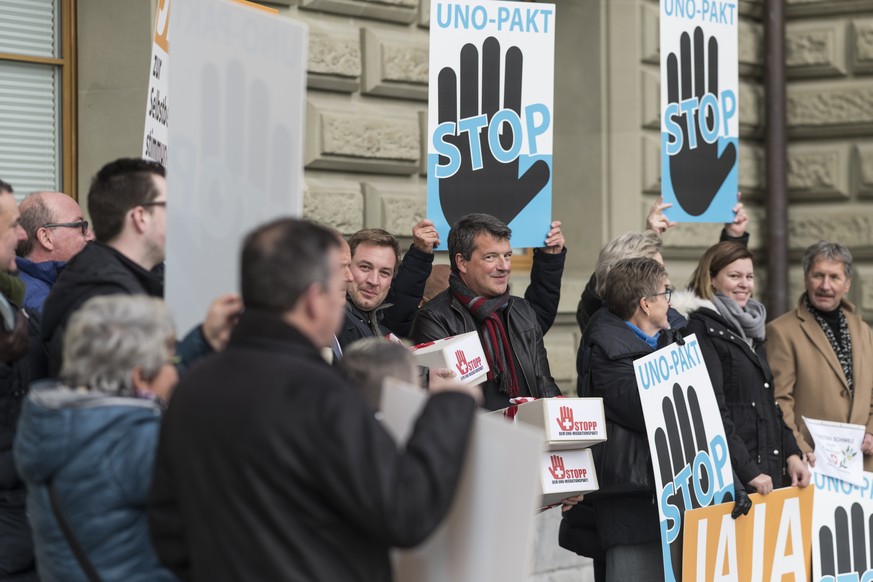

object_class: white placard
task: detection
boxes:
[143,0,171,164]
[635,334,734,582]
[660,0,739,222]
[380,379,543,582]
[426,0,555,248]
[166,0,307,332]
[805,416,865,487]
[812,470,873,581]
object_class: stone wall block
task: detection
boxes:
[640,2,659,64]
[306,101,420,174]
[362,29,428,101]
[662,207,764,250]
[853,18,873,73]
[857,142,873,197]
[641,69,660,129]
[739,19,764,71]
[300,0,417,25]
[419,0,430,27]
[860,271,873,313]
[642,133,660,193]
[739,81,762,135]
[787,82,873,137]
[303,181,364,232]
[787,144,850,200]
[418,110,428,176]
[738,142,763,194]
[786,20,848,78]
[788,207,873,248]
[307,25,361,93]
[362,183,426,231]
[786,0,873,18]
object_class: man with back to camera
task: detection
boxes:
[148,217,481,581]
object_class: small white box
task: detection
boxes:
[410,332,490,385]
[514,398,607,451]
[539,448,599,506]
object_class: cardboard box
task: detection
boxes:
[539,448,599,506]
[410,332,490,385]
[514,398,607,451]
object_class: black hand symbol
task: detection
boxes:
[436,36,550,226]
[819,503,871,576]
[654,383,711,576]
[666,27,736,216]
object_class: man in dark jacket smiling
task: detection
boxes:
[149,218,481,582]
[411,213,563,410]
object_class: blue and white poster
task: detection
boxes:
[636,334,735,581]
[811,471,873,581]
[427,0,555,248]
[660,0,739,222]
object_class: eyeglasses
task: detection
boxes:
[141,201,167,209]
[42,220,89,236]
[651,287,673,302]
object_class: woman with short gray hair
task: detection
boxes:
[14,295,179,581]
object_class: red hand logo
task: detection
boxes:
[557,405,574,432]
[455,349,468,375]
[548,454,566,480]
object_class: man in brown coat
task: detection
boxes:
[767,241,873,471]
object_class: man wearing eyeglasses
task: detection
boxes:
[41,158,241,378]
[15,191,95,312]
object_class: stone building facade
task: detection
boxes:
[74,0,873,579]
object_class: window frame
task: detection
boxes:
[0,0,77,199]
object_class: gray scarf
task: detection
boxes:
[711,292,767,347]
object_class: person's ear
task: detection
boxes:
[131,366,149,392]
[639,296,649,317]
[36,227,53,251]
[455,253,468,275]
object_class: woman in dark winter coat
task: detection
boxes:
[682,241,810,495]
[578,257,675,581]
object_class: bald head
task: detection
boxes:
[18,191,94,262]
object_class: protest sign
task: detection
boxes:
[143,0,171,164]
[165,0,307,332]
[660,0,739,222]
[683,486,814,581]
[427,0,555,248]
[805,417,865,487]
[635,334,735,581]
[812,470,873,581]
[380,380,543,582]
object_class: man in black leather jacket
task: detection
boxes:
[411,213,562,411]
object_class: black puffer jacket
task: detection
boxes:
[411,289,560,411]
[685,305,802,487]
[575,308,660,550]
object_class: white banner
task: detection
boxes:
[636,334,734,582]
[166,0,307,332]
[143,0,171,164]
[427,0,555,248]
[805,417,865,487]
[812,470,873,581]
[660,0,739,222]
[380,380,543,582]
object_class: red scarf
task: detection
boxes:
[449,274,519,397]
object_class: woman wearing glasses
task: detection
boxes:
[680,241,810,496]
[578,257,674,581]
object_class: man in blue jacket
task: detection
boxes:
[15,191,94,312]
